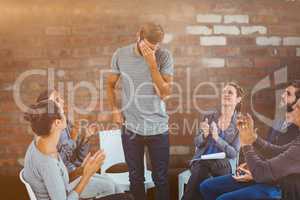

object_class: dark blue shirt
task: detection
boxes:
[57,121,90,172]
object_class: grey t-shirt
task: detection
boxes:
[111,43,174,135]
[23,141,79,200]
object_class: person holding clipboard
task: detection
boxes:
[182,82,244,200]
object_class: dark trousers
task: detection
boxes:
[182,159,232,200]
[121,127,170,200]
[96,193,134,200]
[199,174,281,200]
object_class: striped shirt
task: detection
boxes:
[111,43,174,136]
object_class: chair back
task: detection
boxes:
[99,129,148,173]
[19,169,37,200]
[229,151,240,174]
[99,129,126,173]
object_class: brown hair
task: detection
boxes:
[36,89,56,102]
[140,22,164,44]
[227,82,245,112]
[289,80,300,100]
[24,100,63,137]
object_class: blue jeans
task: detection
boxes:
[199,175,281,200]
[121,127,170,200]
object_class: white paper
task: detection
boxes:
[191,152,226,162]
[201,152,226,160]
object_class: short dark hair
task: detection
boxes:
[288,80,300,100]
[140,22,164,44]
[24,100,63,137]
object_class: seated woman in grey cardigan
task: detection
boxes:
[22,100,133,200]
[23,100,106,200]
[182,82,244,200]
[36,89,121,199]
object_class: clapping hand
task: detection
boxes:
[237,113,257,146]
[83,150,106,178]
[86,123,99,138]
[211,121,219,140]
[81,123,100,144]
[200,118,210,138]
[81,152,91,167]
[200,118,219,140]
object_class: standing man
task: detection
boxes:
[107,22,174,200]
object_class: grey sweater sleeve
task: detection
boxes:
[214,134,240,159]
[40,161,79,200]
[243,136,300,183]
[194,132,207,148]
[253,136,290,156]
[194,112,213,148]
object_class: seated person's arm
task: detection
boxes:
[41,161,80,200]
[194,115,211,148]
[214,132,239,159]
[194,131,207,148]
[73,134,90,167]
[253,136,291,157]
[243,139,300,183]
[59,143,78,173]
[69,151,92,182]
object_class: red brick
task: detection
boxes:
[172,35,200,45]
[71,25,101,35]
[251,15,280,24]
[13,48,46,59]
[173,56,200,67]
[267,47,296,57]
[171,46,209,57]
[268,25,300,36]
[46,48,72,58]
[211,47,240,57]
[29,59,59,68]
[226,57,254,68]
[0,102,19,112]
[254,58,281,68]
[241,47,270,57]
[45,36,71,47]
[45,26,71,36]
[72,48,92,58]
[0,49,13,59]
[227,37,255,46]
[59,59,82,68]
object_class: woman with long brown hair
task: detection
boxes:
[182,82,245,200]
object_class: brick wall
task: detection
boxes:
[0,0,300,175]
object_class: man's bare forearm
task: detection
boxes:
[107,84,119,111]
[149,64,171,98]
[74,174,90,195]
